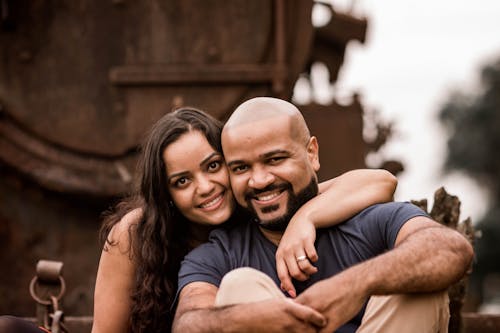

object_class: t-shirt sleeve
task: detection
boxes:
[174,229,232,306]
[355,202,429,251]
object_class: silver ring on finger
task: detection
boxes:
[296,255,308,262]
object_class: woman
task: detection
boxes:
[91,107,396,333]
[0,106,396,333]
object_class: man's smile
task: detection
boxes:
[253,189,286,203]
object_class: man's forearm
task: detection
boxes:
[172,281,281,333]
[173,298,326,333]
[351,225,473,296]
[173,305,245,333]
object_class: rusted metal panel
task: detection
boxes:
[0,0,313,196]
[109,64,279,85]
[0,0,312,155]
[300,99,366,181]
[0,118,135,195]
[305,3,367,83]
[463,313,500,333]
[0,167,103,315]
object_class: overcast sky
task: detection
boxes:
[295,0,500,223]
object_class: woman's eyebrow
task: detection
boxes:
[168,152,221,181]
[167,170,189,182]
[199,152,221,167]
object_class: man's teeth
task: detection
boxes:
[200,195,222,208]
[256,192,280,201]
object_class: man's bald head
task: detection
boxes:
[221,96,320,232]
[223,97,311,145]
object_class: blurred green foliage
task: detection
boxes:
[439,56,500,301]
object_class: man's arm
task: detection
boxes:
[368,216,473,293]
[295,216,474,332]
[172,282,326,333]
[276,169,397,296]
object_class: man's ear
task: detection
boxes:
[306,136,320,172]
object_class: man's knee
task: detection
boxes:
[358,291,450,333]
[373,291,449,313]
[215,267,284,306]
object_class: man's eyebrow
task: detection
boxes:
[226,160,245,168]
[260,150,289,159]
[226,150,290,167]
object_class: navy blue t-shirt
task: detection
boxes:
[177,202,428,333]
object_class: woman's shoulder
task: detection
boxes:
[106,208,143,253]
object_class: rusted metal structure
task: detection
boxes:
[1,2,497,331]
[0,0,381,318]
[0,0,316,196]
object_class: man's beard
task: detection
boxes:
[244,177,318,231]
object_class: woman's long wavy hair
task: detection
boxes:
[99,107,224,332]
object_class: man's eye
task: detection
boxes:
[231,165,248,173]
[268,156,285,164]
[207,161,221,171]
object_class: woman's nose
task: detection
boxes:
[196,175,215,195]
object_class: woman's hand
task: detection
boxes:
[275,169,397,298]
[275,213,318,298]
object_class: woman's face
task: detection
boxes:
[163,130,235,226]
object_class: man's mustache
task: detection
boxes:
[244,183,291,201]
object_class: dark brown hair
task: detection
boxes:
[99,107,223,332]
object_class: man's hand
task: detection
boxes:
[276,216,318,298]
[295,272,368,332]
[251,298,328,333]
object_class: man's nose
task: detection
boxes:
[248,166,274,189]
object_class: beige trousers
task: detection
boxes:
[215,267,450,333]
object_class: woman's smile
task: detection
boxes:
[198,191,225,211]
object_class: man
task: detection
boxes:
[172,97,473,332]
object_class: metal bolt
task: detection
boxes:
[172,96,184,110]
[18,50,33,62]
[114,102,125,114]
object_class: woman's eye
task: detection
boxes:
[174,177,189,187]
[207,161,221,171]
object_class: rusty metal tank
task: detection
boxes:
[0,0,314,197]
[0,0,373,316]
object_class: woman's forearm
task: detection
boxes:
[304,169,397,228]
